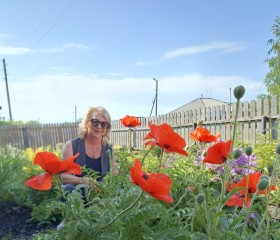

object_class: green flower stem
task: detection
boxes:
[141,148,153,166]
[274,185,280,220]
[269,152,279,208]
[220,98,241,200]
[244,155,251,207]
[102,190,144,229]
[54,175,67,201]
[255,190,270,235]
[241,190,259,237]
[263,152,279,238]
[219,158,232,202]
[230,99,240,154]
[171,191,188,210]
[158,149,164,170]
[128,127,132,152]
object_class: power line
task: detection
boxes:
[10,0,77,73]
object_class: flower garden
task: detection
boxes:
[1,85,280,240]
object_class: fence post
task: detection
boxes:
[22,126,30,148]
[271,118,278,140]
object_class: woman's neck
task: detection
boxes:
[85,136,102,146]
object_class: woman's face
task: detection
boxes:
[87,111,109,139]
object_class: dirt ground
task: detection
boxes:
[0,201,58,240]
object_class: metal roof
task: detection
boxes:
[169,98,228,113]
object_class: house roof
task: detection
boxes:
[169,98,228,113]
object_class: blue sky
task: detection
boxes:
[0,0,279,123]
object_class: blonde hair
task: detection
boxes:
[78,106,112,144]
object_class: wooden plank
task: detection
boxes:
[271,96,278,115]
[263,98,270,115]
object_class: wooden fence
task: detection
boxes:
[0,97,279,150]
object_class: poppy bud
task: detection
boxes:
[257,179,269,191]
[92,197,101,204]
[233,85,245,100]
[196,193,205,204]
[245,146,253,156]
[260,175,270,181]
[97,202,105,209]
[276,144,280,155]
[233,149,242,159]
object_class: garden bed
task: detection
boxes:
[0,201,58,239]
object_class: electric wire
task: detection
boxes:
[10,0,77,73]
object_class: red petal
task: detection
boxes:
[146,176,173,203]
[24,173,53,190]
[226,194,250,207]
[221,140,232,159]
[60,153,81,175]
[34,152,61,173]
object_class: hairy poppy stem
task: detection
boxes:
[102,190,144,229]
[54,175,67,201]
[230,99,240,154]
[128,127,132,153]
[241,190,259,237]
[158,149,164,171]
[141,148,153,166]
[244,155,251,207]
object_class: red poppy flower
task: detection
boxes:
[120,115,141,128]
[25,152,81,190]
[203,140,232,164]
[226,172,277,207]
[144,123,188,157]
[190,127,220,143]
[130,159,173,203]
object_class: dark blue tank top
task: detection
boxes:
[85,155,102,181]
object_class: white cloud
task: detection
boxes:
[40,43,90,53]
[0,73,266,123]
[134,61,148,66]
[163,40,245,59]
[0,46,31,55]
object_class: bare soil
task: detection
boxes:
[0,201,58,240]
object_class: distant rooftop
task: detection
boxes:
[169,98,228,113]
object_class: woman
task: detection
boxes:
[57,106,117,230]
[61,106,118,187]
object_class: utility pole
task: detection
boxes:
[229,87,232,106]
[74,105,77,122]
[153,78,158,116]
[3,59,12,121]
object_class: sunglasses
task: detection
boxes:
[90,119,110,129]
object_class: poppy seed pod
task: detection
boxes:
[257,179,269,191]
[233,149,242,159]
[233,85,245,100]
[196,194,205,204]
[276,144,280,155]
[245,146,253,156]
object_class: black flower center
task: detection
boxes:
[143,174,150,181]
[163,144,171,149]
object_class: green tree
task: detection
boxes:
[264,16,280,96]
